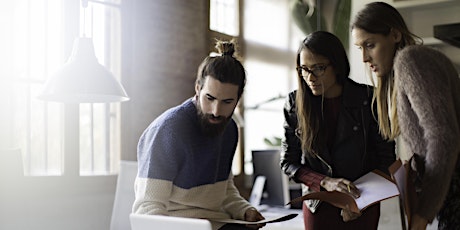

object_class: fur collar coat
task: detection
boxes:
[394,45,460,222]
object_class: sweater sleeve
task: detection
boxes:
[132,177,172,215]
[221,173,253,220]
[136,113,181,180]
[132,112,181,215]
[295,167,325,192]
[394,46,460,222]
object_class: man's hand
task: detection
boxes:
[320,177,360,199]
[244,207,265,229]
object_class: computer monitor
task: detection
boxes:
[251,149,290,208]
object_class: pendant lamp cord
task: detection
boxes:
[81,0,88,38]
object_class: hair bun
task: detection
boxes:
[216,40,236,57]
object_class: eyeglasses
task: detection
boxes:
[296,64,330,78]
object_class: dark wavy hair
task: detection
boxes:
[295,31,350,155]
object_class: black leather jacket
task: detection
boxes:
[281,78,395,187]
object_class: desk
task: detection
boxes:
[260,206,303,230]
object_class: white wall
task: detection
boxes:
[0,149,117,230]
[0,176,117,230]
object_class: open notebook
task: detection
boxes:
[289,170,400,213]
[130,214,212,230]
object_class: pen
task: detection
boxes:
[347,184,350,193]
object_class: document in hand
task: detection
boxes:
[209,213,298,225]
[288,170,400,213]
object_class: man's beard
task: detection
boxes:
[196,106,232,137]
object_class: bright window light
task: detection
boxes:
[2,0,122,176]
[210,0,239,36]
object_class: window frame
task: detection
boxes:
[2,0,123,176]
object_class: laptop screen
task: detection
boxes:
[130,214,212,230]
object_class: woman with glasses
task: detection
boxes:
[280,31,396,230]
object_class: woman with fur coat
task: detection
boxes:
[394,45,460,230]
[352,2,460,229]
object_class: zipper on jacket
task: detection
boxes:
[315,153,333,176]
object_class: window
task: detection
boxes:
[78,0,123,175]
[209,0,242,175]
[210,0,239,36]
[1,0,122,176]
[241,0,301,175]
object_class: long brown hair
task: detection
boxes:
[295,31,349,155]
[351,2,421,140]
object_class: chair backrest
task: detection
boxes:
[110,160,138,230]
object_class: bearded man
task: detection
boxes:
[132,40,265,230]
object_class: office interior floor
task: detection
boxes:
[379,197,438,230]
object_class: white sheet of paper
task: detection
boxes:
[354,172,400,210]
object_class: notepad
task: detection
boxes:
[289,170,400,213]
[209,213,298,225]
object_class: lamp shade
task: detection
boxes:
[37,37,129,103]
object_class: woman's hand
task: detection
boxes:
[320,177,362,222]
[320,177,361,198]
[244,207,265,229]
[341,205,362,222]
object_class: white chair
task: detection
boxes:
[110,160,138,230]
[111,161,223,230]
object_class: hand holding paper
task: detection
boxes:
[244,207,266,229]
[289,170,400,213]
[320,176,361,199]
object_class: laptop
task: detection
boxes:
[130,213,212,230]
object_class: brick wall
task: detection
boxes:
[120,0,209,160]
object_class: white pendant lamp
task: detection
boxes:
[37,36,129,103]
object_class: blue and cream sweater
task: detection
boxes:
[132,98,252,228]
